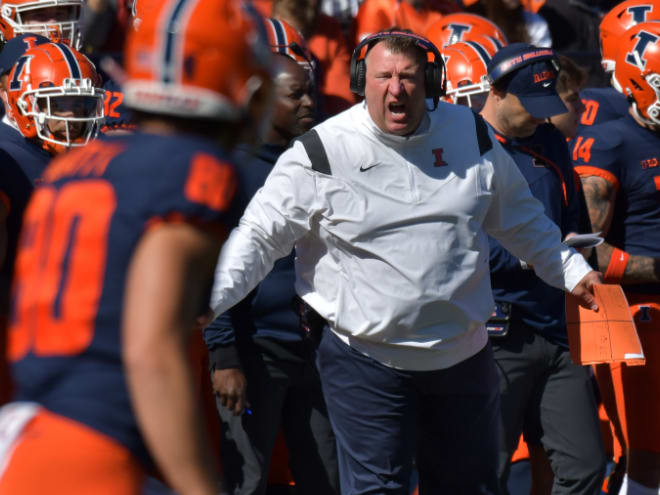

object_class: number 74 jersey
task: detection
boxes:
[7,132,239,465]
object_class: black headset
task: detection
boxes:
[486,45,560,86]
[349,30,446,105]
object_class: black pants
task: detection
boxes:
[492,322,606,495]
[216,339,339,495]
[317,329,501,495]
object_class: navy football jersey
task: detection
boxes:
[85,52,134,133]
[101,78,134,133]
[572,113,660,294]
[0,121,51,304]
[578,87,628,129]
[0,120,51,183]
[489,124,582,344]
[8,132,239,466]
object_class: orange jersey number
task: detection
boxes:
[184,153,237,212]
[104,91,124,119]
[580,99,599,126]
[572,136,595,164]
[9,181,117,360]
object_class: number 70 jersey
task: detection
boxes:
[7,131,239,464]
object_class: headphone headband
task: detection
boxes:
[352,30,443,67]
[487,47,559,85]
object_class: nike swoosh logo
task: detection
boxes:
[359,163,379,172]
[542,81,551,87]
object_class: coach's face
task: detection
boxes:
[497,92,544,138]
[364,42,426,136]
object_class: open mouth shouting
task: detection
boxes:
[388,102,407,120]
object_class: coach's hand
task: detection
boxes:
[212,368,249,416]
[570,270,602,311]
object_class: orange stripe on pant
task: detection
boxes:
[0,409,145,494]
[594,293,660,453]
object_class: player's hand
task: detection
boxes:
[212,368,248,416]
[570,270,602,311]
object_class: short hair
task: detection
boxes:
[365,28,428,68]
[556,55,587,94]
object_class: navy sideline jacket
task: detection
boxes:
[487,123,583,346]
[203,144,302,370]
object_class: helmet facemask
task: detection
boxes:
[18,77,105,152]
[1,0,83,48]
[449,76,490,111]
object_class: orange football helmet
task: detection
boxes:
[426,13,508,49]
[124,0,273,122]
[6,42,105,154]
[600,0,660,73]
[0,0,83,48]
[612,22,660,125]
[443,40,493,110]
[265,17,314,68]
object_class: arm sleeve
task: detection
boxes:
[483,139,592,292]
[202,311,242,370]
[210,143,321,318]
[203,289,258,370]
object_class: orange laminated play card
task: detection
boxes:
[565,284,645,366]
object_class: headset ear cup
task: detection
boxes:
[351,59,367,96]
[425,61,445,98]
[424,62,433,97]
[349,54,360,95]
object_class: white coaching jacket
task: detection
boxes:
[211,101,592,371]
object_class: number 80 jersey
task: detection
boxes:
[7,131,239,465]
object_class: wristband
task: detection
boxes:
[604,248,629,283]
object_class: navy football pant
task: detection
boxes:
[316,329,501,495]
